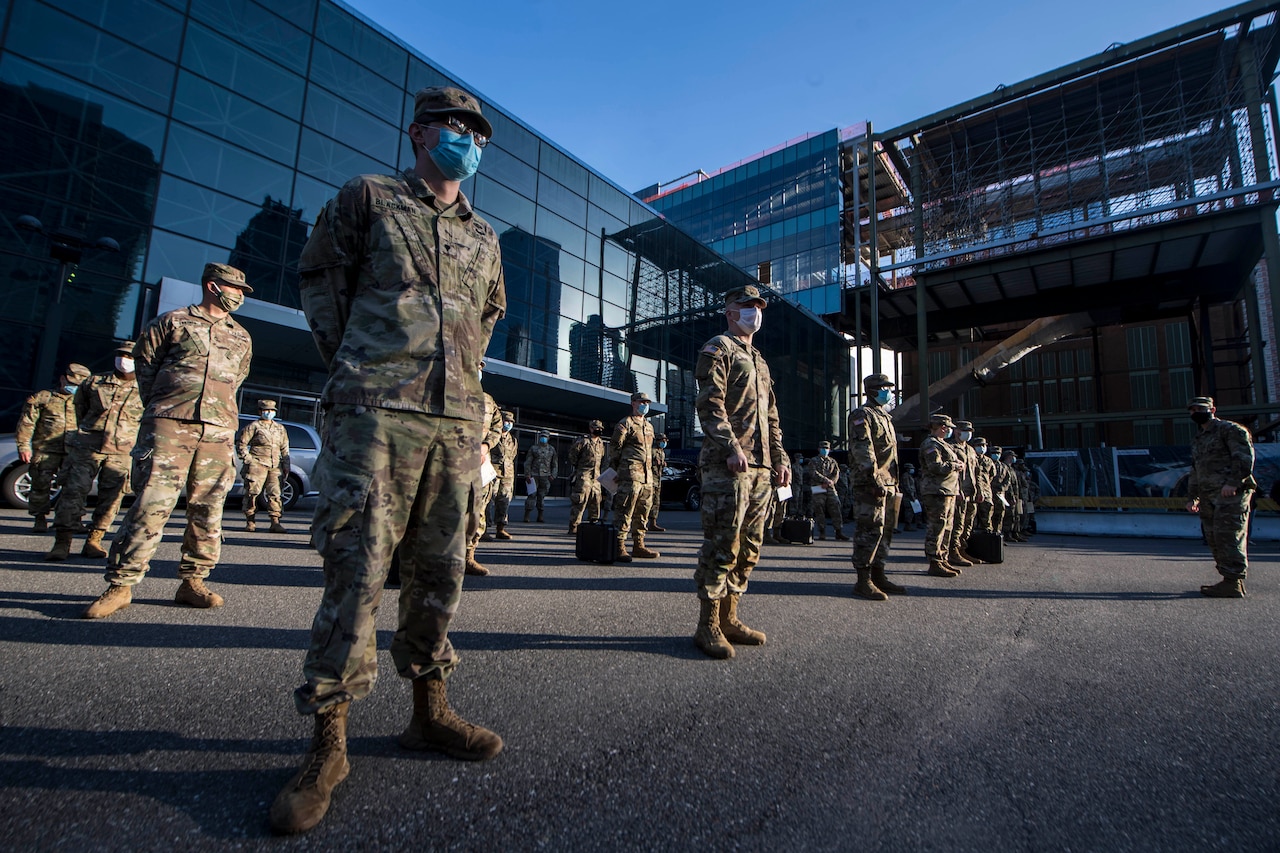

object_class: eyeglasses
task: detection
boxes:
[433,115,489,148]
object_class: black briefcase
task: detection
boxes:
[781,517,814,545]
[967,530,1005,564]
[576,521,619,564]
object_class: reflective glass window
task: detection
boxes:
[309,43,402,125]
[477,145,537,199]
[8,1,174,112]
[486,109,539,166]
[292,173,342,226]
[556,252,585,290]
[269,0,316,26]
[297,128,387,188]
[589,172,631,224]
[146,228,230,283]
[181,21,305,118]
[188,0,311,74]
[587,203,626,239]
[164,124,294,205]
[403,57,453,125]
[172,72,299,165]
[539,144,588,196]
[534,209,586,260]
[316,2,407,84]
[43,0,183,61]
[154,174,266,249]
[474,175,536,234]
[304,86,399,168]
[537,177,587,225]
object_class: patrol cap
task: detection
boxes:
[202,262,253,293]
[537,429,549,437]
[501,410,515,421]
[631,391,652,403]
[929,413,955,429]
[65,363,91,382]
[115,340,135,355]
[1002,451,1017,461]
[973,436,988,446]
[1188,396,1214,410]
[259,399,277,410]
[954,420,973,430]
[589,419,603,431]
[990,445,1003,456]
[904,463,916,472]
[413,86,493,139]
[863,373,895,390]
[724,285,766,307]
[818,440,831,449]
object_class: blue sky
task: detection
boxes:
[345,0,1244,193]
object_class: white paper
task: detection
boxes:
[910,499,922,514]
[525,477,536,494]
[479,458,497,487]
[776,484,793,502]
[597,467,619,495]
[811,485,826,494]
[997,493,1009,507]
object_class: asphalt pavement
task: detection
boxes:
[1,502,1277,851]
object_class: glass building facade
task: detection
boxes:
[0,0,849,451]
[640,130,844,316]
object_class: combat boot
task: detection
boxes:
[834,527,849,541]
[648,521,666,532]
[942,559,963,575]
[399,677,503,760]
[615,541,633,563]
[1200,576,1246,598]
[719,592,766,644]
[269,517,287,534]
[694,598,734,659]
[44,530,74,561]
[928,560,958,578]
[632,534,660,559]
[816,526,827,541]
[494,525,511,540]
[245,514,256,532]
[464,546,489,576]
[269,702,350,835]
[81,529,108,558]
[536,510,545,523]
[522,506,532,523]
[853,568,888,601]
[175,577,224,608]
[872,565,907,595]
[948,547,973,568]
[763,531,779,545]
[32,514,48,532]
[959,548,983,565]
[83,583,132,619]
[567,522,578,536]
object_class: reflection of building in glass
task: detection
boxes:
[570,314,634,393]
[228,197,310,307]
[495,228,563,376]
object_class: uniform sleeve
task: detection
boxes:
[236,422,253,458]
[849,408,874,479]
[235,335,253,392]
[279,423,290,465]
[523,447,535,475]
[694,341,740,456]
[74,381,91,422]
[480,249,506,355]
[1225,424,1256,489]
[608,421,626,471]
[133,316,168,404]
[921,441,951,477]
[15,394,40,451]
[766,372,786,472]
[482,402,503,450]
[297,183,366,368]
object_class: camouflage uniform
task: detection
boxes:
[837,465,854,521]
[489,415,517,535]
[237,405,291,525]
[919,423,962,567]
[610,403,655,551]
[567,424,604,531]
[646,441,666,530]
[466,393,503,560]
[849,381,899,596]
[806,447,844,539]
[1188,407,1255,583]
[54,363,143,538]
[693,331,787,600]
[946,424,979,562]
[1001,454,1023,540]
[523,436,557,521]
[971,440,996,533]
[105,291,253,588]
[15,364,89,518]
[899,466,920,531]
[988,449,1010,537]
[293,165,505,712]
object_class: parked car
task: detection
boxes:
[0,416,321,511]
[660,458,701,510]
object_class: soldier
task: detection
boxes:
[46,343,142,560]
[898,464,920,532]
[1024,462,1040,534]
[610,392,659,562]
[971,437,996,534]
[488,410,518,540]
[988,445,1010,537]
[1185,395,1255,598]
[837,463,854,522]
[522,430,557,523]
[464,371,503,576]
[83,262,253,620]
[1001,450,1025,542]
[946,420,981,567]
[919,413,963,578]
[237,399,291,534]
[646,434,668,532]
[1014,460,1033,540]
[16,362,91,531]
[270,86,505,835]
[793,453,811,519]
[692,285,791,659]
[849,374,903,599]
[567,419,605,534]
[807,440,848,541]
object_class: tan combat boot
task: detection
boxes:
[647,521,665,532]
[269,702,351,835]
[494,525,511,540]
[853,568,888,601]
[522,506,532,523]
[464,545,489,576]
[694,598,735,659]
[245,514,256,532]
[83,584,132,619]
[175,578,225,608]
[615,540,632,563]
[32,514,48,532]
[719,592,766,644]
[269,517,287,534]
[81,529,108,558]
[834,527,849,541]
[567,522,578,536]
[928,560,958,578]
[399,677,503,760]
[44,530,74,561]
[872,565,908,595]
[631,534,660,559]
[1200,576,1246,598]
[536,509,545,523]
[948,547,973,568]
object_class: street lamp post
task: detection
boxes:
[15,215,119,389]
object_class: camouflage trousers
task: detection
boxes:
[295,406,478,715]
[922,494,956,562]
[767,495,789,533]
[646,482,662,527]
[1195,490,1251,576]
[242,461,282,518]
[990,498,1007,538]
[695,466,772,599]
[490,479,513,528]
[524,476,551,514]
[947,495,977,553]
[851,490,897,570]
[53,444,131,533]
[468,477,498,549]
[26,450,66,516]
[612,465,652,542]
[106,418,236,586]
[812,490,843,533]
[974,501,992,533]
[569,471,602,526]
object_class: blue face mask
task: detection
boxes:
[538,436,548,444]
[659,442,667,449]
[975,446,987,456]
[64,384,78,394]
[427,128,481,181]
[637,403,650,416]
[875,388,891,405]
[819,448,829,457]
[502,422,513,432]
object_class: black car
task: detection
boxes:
[660,458,701,510]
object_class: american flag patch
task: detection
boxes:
[851,417,866,427]
[701,344,721,356]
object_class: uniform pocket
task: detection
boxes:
[313,448,374,511]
